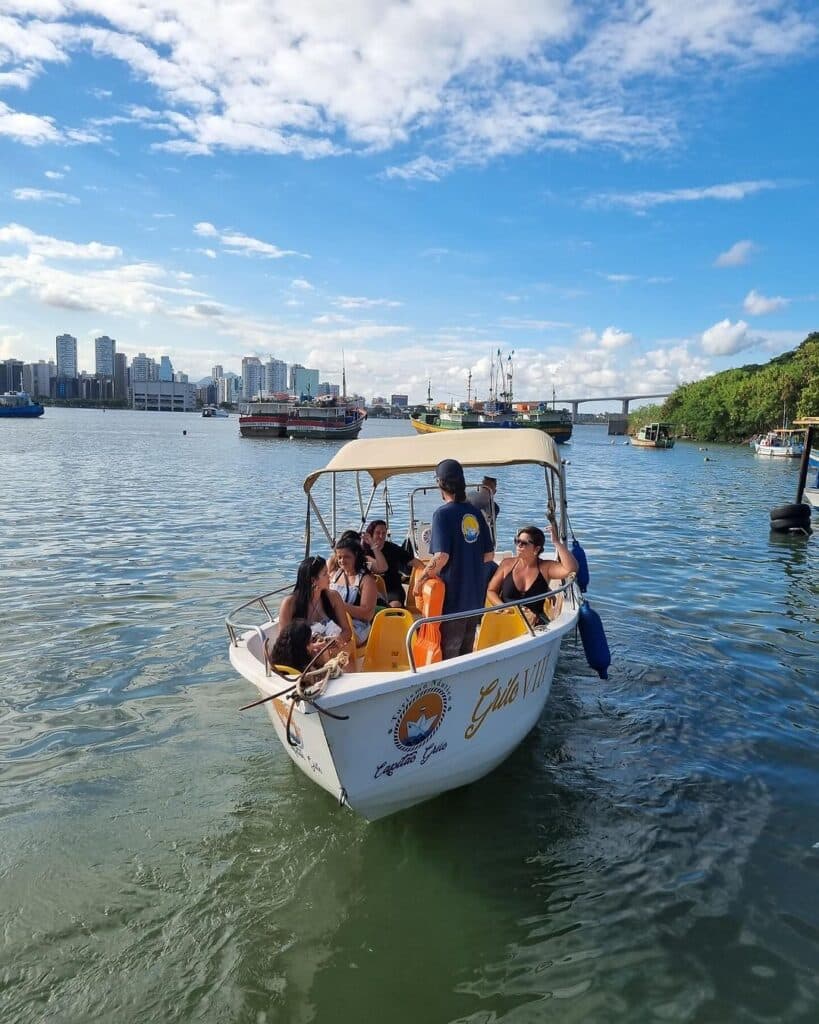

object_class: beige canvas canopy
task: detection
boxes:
[303,427,562,493]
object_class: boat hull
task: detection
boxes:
[631,437,675,449]
[0,404,44,418]
[230,605,577,820]
[239,412,365,440]
[753,444,802,458]
[410,416,573,443]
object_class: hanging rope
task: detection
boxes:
[240,637,351,740]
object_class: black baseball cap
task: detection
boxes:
[436,458,466,488]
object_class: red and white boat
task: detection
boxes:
[239,393,366,440]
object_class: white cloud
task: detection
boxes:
[44,170,65,180]
[600,326,633,350]
[498,317,572,330]
[601,273,636,283]
[714,239,757,267]
[0,3,812,174]
[701,318,751,356]
[743,289,788,315]
[291,278,314,291]
[595,181,779,211]
[0,223,120,261]
[12,187,78,204]
[334,295,402,309]
[193,221,305,259]
[0,100,61,145]
[577,325,633,349]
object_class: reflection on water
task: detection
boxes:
[1,409,818,1023]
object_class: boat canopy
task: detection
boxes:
[303,427,562,493]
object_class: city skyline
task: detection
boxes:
[0,3,817,407]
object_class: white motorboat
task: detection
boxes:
[226,429,589,821]
[752,428,805,458]
[202,405,229,418]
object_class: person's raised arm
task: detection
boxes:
[544,519,579,580]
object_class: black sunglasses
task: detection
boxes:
[514,537,534,546]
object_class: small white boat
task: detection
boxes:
[631,422,674,449]
[752,429,805,458]
[226,429,585,821]
[202,405,229,418]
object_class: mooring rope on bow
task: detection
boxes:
[239,638,351,742]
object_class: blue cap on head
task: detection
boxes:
[436,458,465,488]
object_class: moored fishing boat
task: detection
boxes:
[239,394,366,439]
[752,428,805,458]
[0,391,45,418]
[409,359,573,442]
[226,429,602,820]
[631,422,675,448]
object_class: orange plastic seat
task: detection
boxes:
[474,606,529,651]
[373,574,388,601]
[411,577,445,666]
[362,608,414,672]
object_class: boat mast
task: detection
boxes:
[342,349,347,400]
[426,378,432,409]
[505,351,514,404]
[466,370,472,406]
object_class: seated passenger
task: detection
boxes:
[362,519,424,608]
[486,521,578,626]
[330,535,378,645]
[270,619,338,672]
[279,555,352,647]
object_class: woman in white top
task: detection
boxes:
[330,536,378,645]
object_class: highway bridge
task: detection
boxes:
[551,392,673,421]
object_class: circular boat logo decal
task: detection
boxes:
[461,512,480,543]
[392,685,450,752]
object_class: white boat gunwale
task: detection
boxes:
[225,575,578,686]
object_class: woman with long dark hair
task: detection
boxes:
[270,619,336,672]
[329,535,378,644]
[279,555,352,646]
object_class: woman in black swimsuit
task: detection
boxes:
[486,522,578,625]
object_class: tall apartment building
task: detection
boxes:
[22,360,55,397]
[113,352,127,400]
[317,381,339,398]
[55,334,78,378]
[241,356,264,399]
[211,364,223,381]
[159,355,174,382]
[130,352,157,383]
[390,394,408,408]
[0,358,24,392]
[95,335,116,377]
[289,364,319,399]
[264,357,287,394]
[217,376,239,404]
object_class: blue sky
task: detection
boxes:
[0,1,817,406]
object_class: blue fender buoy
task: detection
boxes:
[579,601,610,680]
[571,538,590,593]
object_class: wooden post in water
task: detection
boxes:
[793,418,818,504]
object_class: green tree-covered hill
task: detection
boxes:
[630,332,819,441]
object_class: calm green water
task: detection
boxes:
[1,409,818,1023]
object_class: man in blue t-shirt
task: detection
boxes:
[413,458,495,659]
